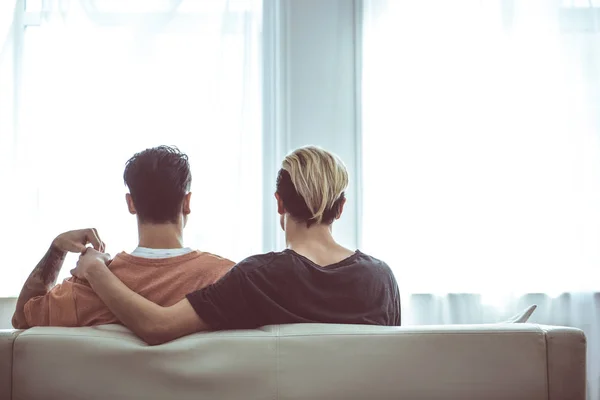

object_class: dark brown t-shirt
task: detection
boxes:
[186,249,401,330]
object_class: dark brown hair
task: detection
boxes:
[123,146,191,224]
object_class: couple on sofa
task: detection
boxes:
[12,145,400,344]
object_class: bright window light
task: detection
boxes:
[362,0,600,296]
[0,0,263,296]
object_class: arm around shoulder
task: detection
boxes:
[73,250,209,345]
[148,298,209,345]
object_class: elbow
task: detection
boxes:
[11,312,29,330]
[143,332,171,346]
[136,313,176,346]
[140,326,176,346]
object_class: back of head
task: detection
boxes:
[123,146,192,224]
[276,146,349,227]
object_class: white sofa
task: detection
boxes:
[0,323,586,400]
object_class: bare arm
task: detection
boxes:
[11,245,66,329]
[75,253,208,345]
[12,228,105,329]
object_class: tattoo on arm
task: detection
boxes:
[32,245,67,286]
[12,245,67,329]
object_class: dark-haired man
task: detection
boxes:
[12,146,234,328]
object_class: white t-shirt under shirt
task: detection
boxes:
[130,247,194,259]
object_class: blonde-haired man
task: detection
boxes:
[72,146,400,345]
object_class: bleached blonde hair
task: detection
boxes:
[281,146,349,225]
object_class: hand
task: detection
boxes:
[52,228,105,254]
[70,248,112,280]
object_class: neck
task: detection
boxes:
[137,221,184,249]
[285,218,337,251]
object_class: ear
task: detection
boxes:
[126,193,137,215]
[275,192,285,215]
[335,198,347,220]
[182,192,192,215]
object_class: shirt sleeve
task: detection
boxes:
[390,272,401,326]
[24,279,79,327]
[186,263,256,330]
[393,287,401,326]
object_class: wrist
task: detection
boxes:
[49,241,66,256]
[47,242,67,262]
[83,260,110,282]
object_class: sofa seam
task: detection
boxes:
[16,330,546,343]
[544,331,551,400]
[274,330,546,338]
[18,332,276,342]
[10,335,13,400]
[11,331,22,400]
[15,333,147,345]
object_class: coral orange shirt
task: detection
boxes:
[23,250,235,327]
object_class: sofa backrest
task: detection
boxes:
[2,323,587,400]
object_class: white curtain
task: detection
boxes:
[0,1,17,43]
[362,1,600,398]
[0,1,18,220]
[0,0,263,295]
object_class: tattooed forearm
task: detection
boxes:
[32,245,67,286]
[12,245,67,329]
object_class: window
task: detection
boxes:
[0,0,263,295]
[361,0,600,296]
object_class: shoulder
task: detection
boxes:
[233,251,293,274]
[106,252,138,268]
[355,251,388,266]
[354,251,395,276]
[194,251,236,268]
